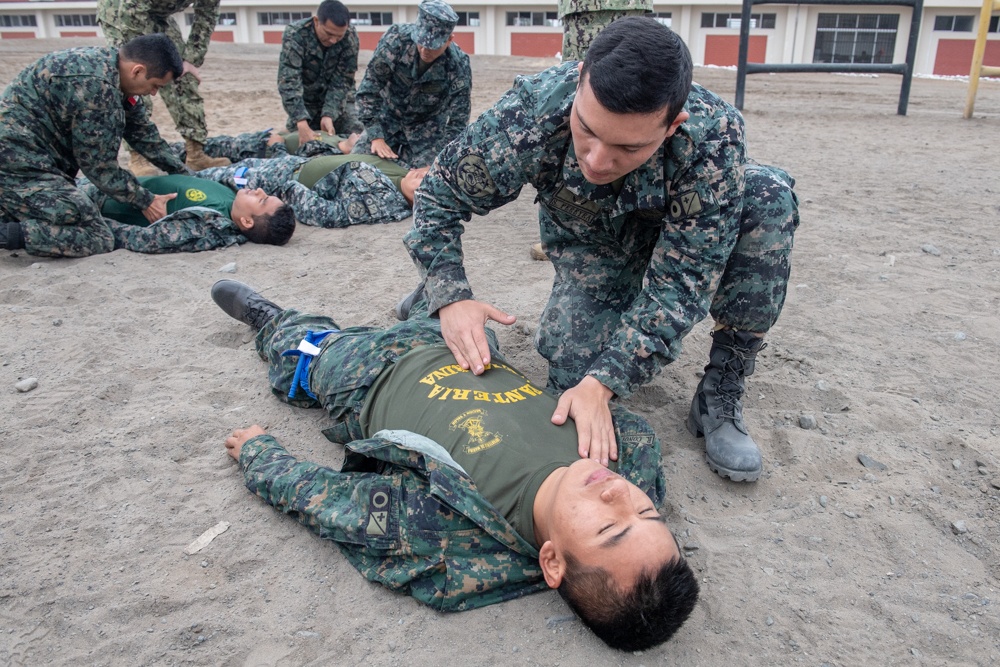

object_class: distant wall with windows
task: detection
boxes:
[0,1,997,76]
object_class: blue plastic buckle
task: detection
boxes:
[281,329,339,399]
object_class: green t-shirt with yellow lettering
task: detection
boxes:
[361,345,604,547]
[101,175,236,227]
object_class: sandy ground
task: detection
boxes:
[2,38,1000,666]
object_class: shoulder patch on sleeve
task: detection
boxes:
[456,154,497,199]
[668,181,720,221]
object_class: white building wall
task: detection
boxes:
[0,0,996,75]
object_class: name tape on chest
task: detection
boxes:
[550,186,600,223]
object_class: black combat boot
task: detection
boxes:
[1,222,25,250]
[211,280,283,331]
[687,329,767,482]
[393,281,425,321]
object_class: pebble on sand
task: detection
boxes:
[15,377,38,393]
[951,520,969,535]
[218,262,237,274]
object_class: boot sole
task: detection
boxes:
[687,413,762,483]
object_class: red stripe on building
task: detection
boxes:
[704,34,767,67]
[510,33,561,58]
[934,38,1000,77]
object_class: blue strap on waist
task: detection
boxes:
[233,166,250,189]
[280,329,339,399]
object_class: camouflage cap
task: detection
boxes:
[415,0,458,49]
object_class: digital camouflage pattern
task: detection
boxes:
[0,47,187,257]
[353,23,471,167]
[98,0,220,143]
[558,3,652,61]
[196,142,412,228]
[236,302,665,611]
[278,17,362,135]
[405,62,799,397]
[76,178,247,253]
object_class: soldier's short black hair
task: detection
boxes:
[581,17,693,127]
[244,204,296,246]
[119,33,184,80]
[317,0,350,27]
[558,552,700,651]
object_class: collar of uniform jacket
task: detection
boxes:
[345,429,541,559]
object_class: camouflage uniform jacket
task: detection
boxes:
[278,18,359,128]
[557,0,652,18]
[355,23,471,153]
[0,47,187,211]
[239,313,666,611]
[197,146,412,228]
[404,62,747,399]
[97,0,219,66]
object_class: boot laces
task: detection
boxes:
[716,355,746,420]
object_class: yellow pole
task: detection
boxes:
[964,0,1000,118]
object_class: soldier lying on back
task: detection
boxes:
[78,174,295,254]
[193,131,427,229]
[211,279,699,651]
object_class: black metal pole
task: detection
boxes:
[735,0,754,110]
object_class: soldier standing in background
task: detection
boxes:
[97,0,230,172]
[278,0,362,145]
[351,0,471,167]
[0,35,192,257]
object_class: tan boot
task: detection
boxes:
[184,139,230,171]
[129,148,161,177]
[530,242,549,261]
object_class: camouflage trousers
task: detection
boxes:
[536,163,801,391]
[100,16,208,142]
[0,171,116,257]
[253,296,476,443]
[561,10,650,61]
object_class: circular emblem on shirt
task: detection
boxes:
[348,201,368,220]
[456,154,497,199]
[186,188,207,202]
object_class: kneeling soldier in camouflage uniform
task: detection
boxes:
[278,0,363,143]
[195,132,424,228]
[404,18,801,483]
[0,35,192,258]
[212,279,698,651]
[351,0,471,167]
[79,174,295,253]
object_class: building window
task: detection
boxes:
[650,12,672,28]
[186,12,237,26]
[456,11,479,27]
[0,14,37,27]
[813,13,898,64]
[991,16,1000,33]
[56,14,98,27]
[701,13,776,30]
[506,12,560,28]
[258,12,312,26]
[933,15,974,32]
[349,12,393,26]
